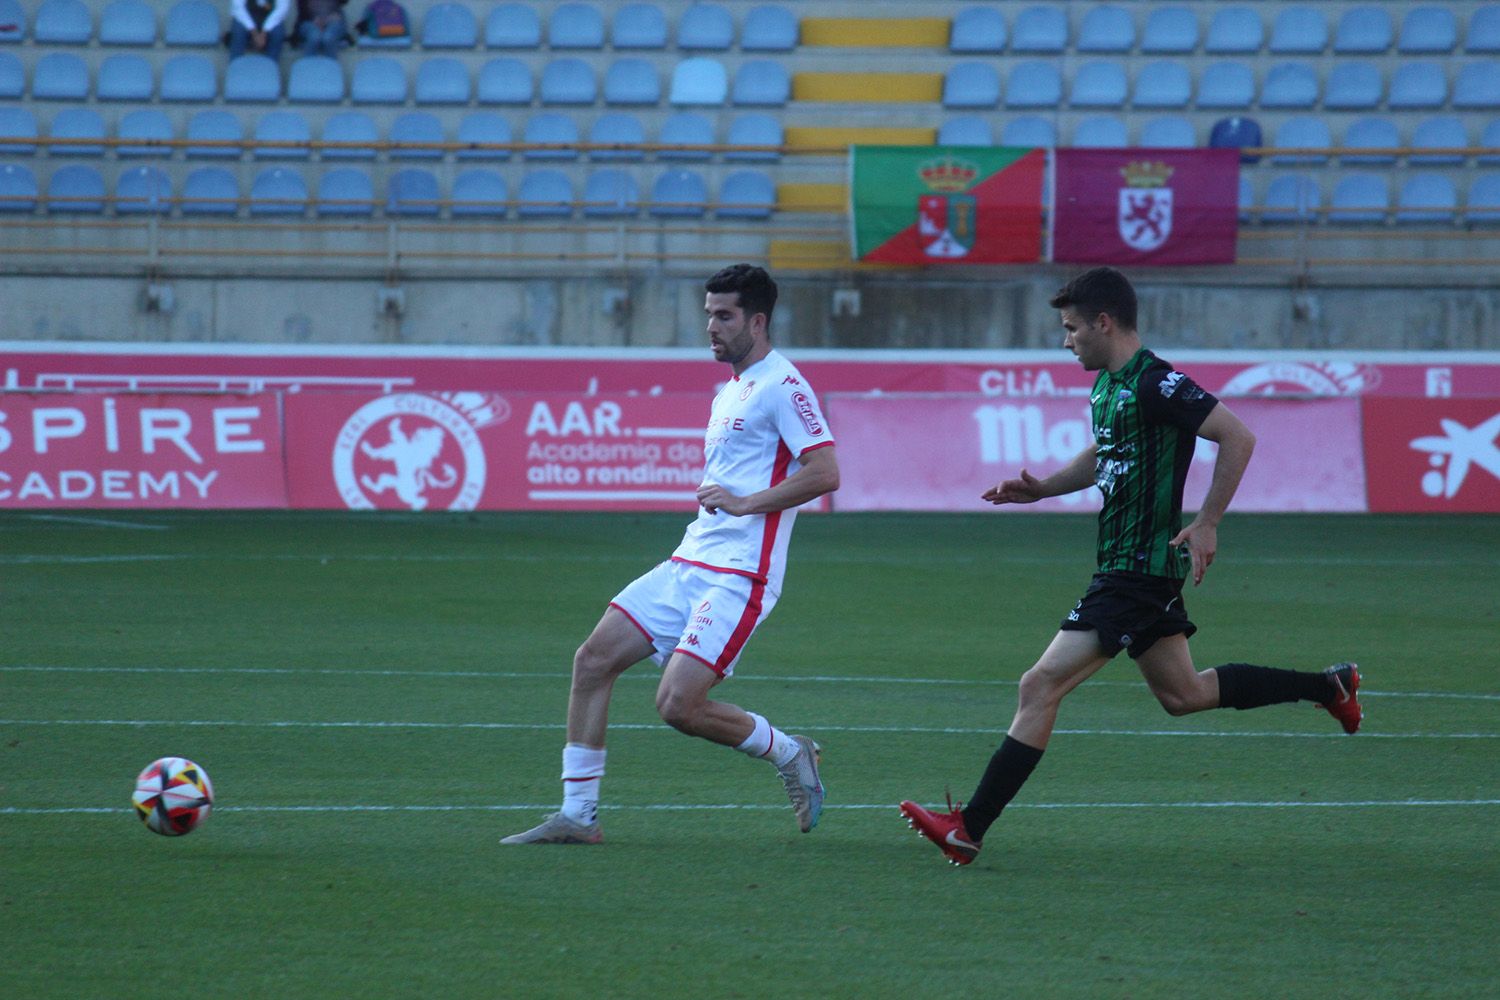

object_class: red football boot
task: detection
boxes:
[1321,662,1363,735]
[898,795,981,866]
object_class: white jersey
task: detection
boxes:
[671,350,834,596]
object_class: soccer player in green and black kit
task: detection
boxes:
[899,267,1362,867]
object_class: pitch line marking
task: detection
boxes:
[17,513,171,531]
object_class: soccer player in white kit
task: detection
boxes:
[503,264,840,845]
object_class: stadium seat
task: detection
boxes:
[387,168,441,216]
[1197,61,1254,109]
[1005,61,1061,107]
[1070,61,1127,108]
[742,5,797,52]
[47,164,106,213]
[117,109,173,157]
[582,167,639,216]
[456,111,512,160]
[181,166,240,215]
[351,57,407,104]
[650,168,707,216]
[1341,116,1399,165]
[288,56,345,103]
[1138,115,1195,148]
[114,165,172,215]
[937,116,993,146]
[550,4,605,49]
[422,2,477,48]
[613,4,667,49]
[1261,173,1319,223]
[678,3,734,50]
[1011,5,1067,53]
[48,108,106,156]
[34,0,91,44]
[1141,6,1196,54]
[1077,5,1134,53]
[1466,174,1500,223]
[477,57,533,104]
[451,168,508,217]
[254,110,312,160]
[320,111,378,159]
[1410,116,1468,164]
[0,0,24,43]
[1388,62,1448,109]
[0,51,18,97]
[1481,119,1500,165]
[541,57,597,104]
[99,0,155,45]
[1395,173,1457,224]
[160,54,217,102]
[249,167,308,216]
[943,63,1000,109]
[1453,62,1500,108]
[604,58,660,105]
[1209,115,1262,162]
[725,113,782,161]
[0,163,36,212]
[32,53,90,101]
[717,169,774,218]
[589,112,644,160]
[1073,115,1128,148]
[732,60,788,106]
[316,167,374,216]
[415,57,471,104]
[1469,6,1500,53]
[224,55,282,103]
[523,112,579,159]
[1238,173,1253,223]
[1205,6,1262,54]
[1399,7,1458,53]
[658,111,713,160]
[186,110,243,159]
[517,169,574,217]
[96,54,153,101]
[1133,61,1191,108]
[1269,7,1327,54]
[1271,116,1332,164]
[1260,63,1318,109]
[1002,115,1055,147]
[1324,63,1382,111]
[1334,6,1392,53]
[669,57,727,105]
[485,3,541,48]
[389,112,444,160]
[1328,174,1389,224]
[0,107,38,155]
[164,0,218,46]
[950,6,1005,53]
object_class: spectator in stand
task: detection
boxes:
[296,0,350,57]
[229,0,294,60]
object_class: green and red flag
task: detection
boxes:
[850,145,1045,264]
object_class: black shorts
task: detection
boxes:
[1059,571,1197,659]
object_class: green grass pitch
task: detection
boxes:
[2,510,1497,999]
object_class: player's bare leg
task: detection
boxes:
[1134,634,1220,716]
[1007,629,1113,748]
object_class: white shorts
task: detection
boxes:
[609,559,778,677]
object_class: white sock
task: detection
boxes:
[560,743,606,825]
[734,713,801,768]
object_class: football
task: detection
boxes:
[132,757,214,836]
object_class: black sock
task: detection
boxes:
[1214,663,1333,710]
[959,735,1044,842]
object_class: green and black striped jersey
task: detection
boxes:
[1089,349,1219,579]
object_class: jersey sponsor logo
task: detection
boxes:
[1159,371,1186,397]
[791,392,824,436]
[739,380,756,401]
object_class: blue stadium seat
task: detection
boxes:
[937,116,993,146]
[1466,174,1500,223]
[732,60,788,106]
[1341,116,1399,165]
[254,110,312,160]
[1328,174,1388,224]
[1138,115,1195,148]
[160,54,216,102]
[0,51,18,97]
[1324,62,1382,110]
[1238,174,1253,222]
[1260,62,1318,109]
[1197,61,1254,109]
[541,57,597,104]
[1261,173,1319,223]
[1073,115,1128,148]
[1395,173,1457,224]
[1469,6,1500,53]
[186,110,243,159]
[1333,6,1393,54]
[422,2,477,48]
[658,111,713,159]
[679,3,733,50]
[486,3,541,48]
[316,167,374,216]
[523,112,579,159]
[1269,6,1327,54]
[614,4,667,49]
[1134,60,1190,108]
[456,111,512,160]
[389,112,444,160]
[1209,115,1262,162]
[718,169,774,218]
[1070,61,1127,108]
[289,56,345,103]
[477,57,532,104]
[1141,6,1197,54]
[1271,116,1332,164]
[1001,115,1055,147]
[34,0,91,44]
[249,167,307,216]
[1011,5,1067,53]
[550,4,604,49]
[725,113,782,161]
[32,53,89,100]
[117,109,173,157]
[742,5,796,52]
[224,55,282,102]
[0,107,38,155]
[50,108,106,156]
[164,0,218,46]
[47,164,106,213]
[589,112,645,160]
[114,165,172,215]
[604,58,660,105]
[451,168,508,217]
[415,57,471,104]
[0,0,24,43]
[650,168,707,216]
[517,169,573,217]
[181,167,239,215]
[1410,115,1468,164]
[943,63,1000,109]
[949,7,1005,53]
[1077,5,1134,53]
[1388,62,1447,109]
[1399,6,1458,54]
[0,163,37,212]
[387,168,441,216]
[96,53,153,101]
[1205,6,1262,54]
[321,111,378,159]
[100,0,155,45]
[1454,61,1500,108]
[582,167,639,216]
[1481,119,1500,164]
[351,57,407,104]
[670,57,727,105]
[1005,61,1061,107]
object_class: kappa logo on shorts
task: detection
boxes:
[791,392,824,436]
[684,633,701,647]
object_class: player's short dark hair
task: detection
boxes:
[1049,267,1138,330]
[705,264,777,328]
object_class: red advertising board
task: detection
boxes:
[1362,398,1500,513]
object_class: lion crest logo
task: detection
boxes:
[333,393,506,511]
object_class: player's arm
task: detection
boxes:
[1170,401,1256,585]
[697,445,839,516]
[982,444,1098,505]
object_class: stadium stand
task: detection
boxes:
[186,109,242,158]
[387,167,441,216]
[181,166,240,215]
[1328,174,1390,224]
[678,3,733,51]
[549,3,604,49]
[0,0,26,42]
[613,4,667,50]
[456,111,511,160]
[114,164,171,214]
[1269,6,1328,55]
[516,168,573,217]
[450,167,508,217]
[589,112,645,161]
[582,167,638,217]
[741,5,796,52]
[485,2,540,48]
[116,108,172,157]
[316,166,375,215]
[1334,5,1394,53]
[1076,5,1133,53]
[160,54,217,102]
[1141,6,1197,54]
[0,161,37,211]
[98,0,153,45]
[163,0,219,46]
